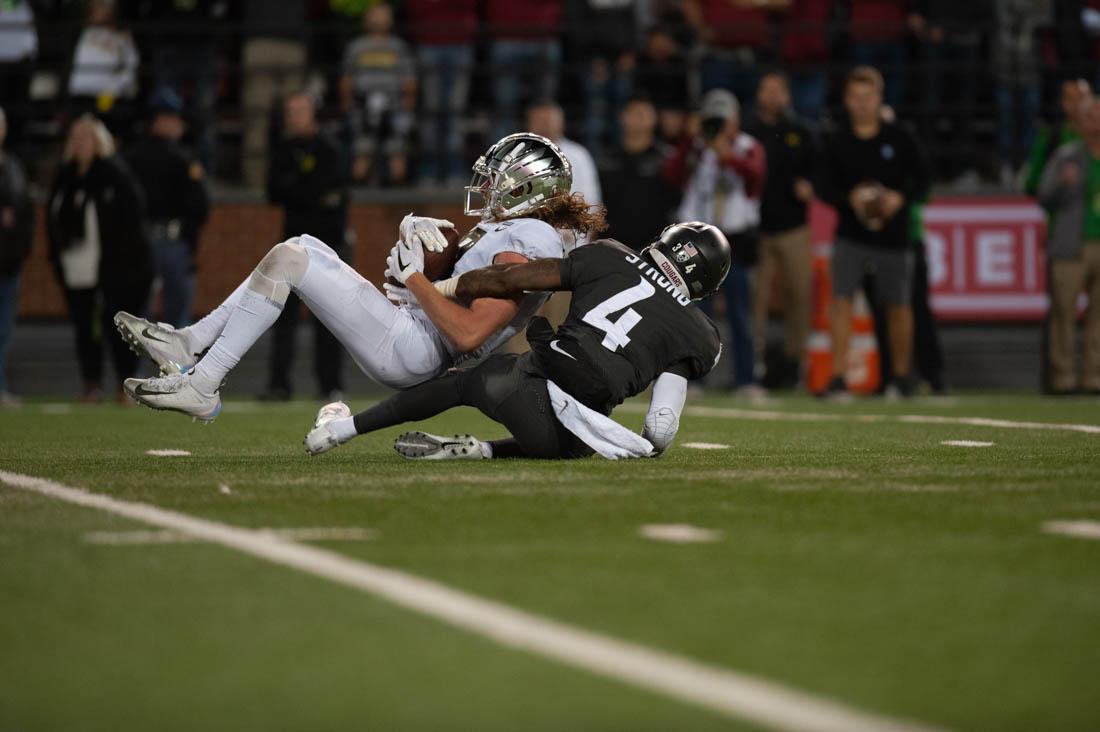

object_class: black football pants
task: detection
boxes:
[351,353,593,459]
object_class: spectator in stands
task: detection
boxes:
[124,88,210,328]
[0,0,36,157]
[137,0,226,171]
[666,89,767,398]
[684,0,774,103]
[407,0,477,186]
[240,0,307,188]
[819,66,931,400]
[565,0,637,155]
[635,25,692,144]
[1037,97,1100,394]
[47,115,152,404]
[1024,78,1091,196]
[744,71,817,390]
[527,100,603,210]
[598,95,679,248]
[263,92,349,401]
[67,0,140,139]
[846,0,910,110]
[779,0,832,120]
[341,2,417,186]
[487,0,563,143]
[0,107,33,407]
[991,0,1048,185]
[910,1,992,185]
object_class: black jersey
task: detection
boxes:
[526,239,722,414]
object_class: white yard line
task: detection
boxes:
[1041,520,1100,541]
[617,403,1100,436]
[682,442,731,450]
[0,469,939,732]
[145,449,192,457]
[940,441,995,448]
[84,527,378,545]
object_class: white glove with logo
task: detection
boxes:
[399,214,455,253]
[386,237,424,284]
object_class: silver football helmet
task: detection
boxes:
[464,133,573,220]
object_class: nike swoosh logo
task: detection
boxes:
[549,340,577,361]
[141,327,169,344]
[397,246,410,272]
[131,384,163,397]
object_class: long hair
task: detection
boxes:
[511,192,608,238]
[62,114,116,164]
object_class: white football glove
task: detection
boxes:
[399,214,455,253]
[386,237,424,284]
[383,281,416,306]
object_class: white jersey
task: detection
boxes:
[406,217,565,360]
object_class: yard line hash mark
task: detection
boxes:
[639,524,723,544]
[682,442,731,450]
[940,440,995,448]
[145,449,192,457]
[0,470,941,732]
[1041,520,1100,541]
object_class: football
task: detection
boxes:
[387,225,462,286]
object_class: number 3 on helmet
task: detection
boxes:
[642,222,732,301]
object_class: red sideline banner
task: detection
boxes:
[809,196,1048,322]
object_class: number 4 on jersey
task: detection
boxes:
[582,277,656,351]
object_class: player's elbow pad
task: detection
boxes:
[643,407,680,455]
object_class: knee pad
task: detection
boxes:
[248,239,309,305]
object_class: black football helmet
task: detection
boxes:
[641,222,731,300]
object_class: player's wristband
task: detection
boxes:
[434,276,460,299]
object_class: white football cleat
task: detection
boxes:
[114,311,200,375]
[394,431,486,460]
[124,372,221,423]
[304,401,352,456]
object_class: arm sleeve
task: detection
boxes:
[900,127,932,203]
[642,372,689,454]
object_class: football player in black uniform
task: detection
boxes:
[304,222,730,460]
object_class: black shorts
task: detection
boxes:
[831,237,913,306]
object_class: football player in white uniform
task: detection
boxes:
[116,133,606,421]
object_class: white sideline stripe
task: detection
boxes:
[1041,520,1100,541]
[682,442,731,450]
[619,403,1100,436]
[145,449,192,457]
[940,440,995,448]
[84,527,379,545]
[0,470,939,732]
[639,524,723,544]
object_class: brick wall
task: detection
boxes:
[18,201,468,319]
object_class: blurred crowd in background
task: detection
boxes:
[1,0,1099,188]
[1,0,1099,407]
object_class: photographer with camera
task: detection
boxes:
[819,66,931,401]
[665,89,766,398]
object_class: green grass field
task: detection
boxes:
[2,393,1099,731]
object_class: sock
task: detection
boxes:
[189,288,282,395]
[479,441,493,459]
[329,416,358,443]
[180,279,249,355]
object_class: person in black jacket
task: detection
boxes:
[598,96,679,250]
[124,88,210,327]
[819,67,931,400]
[48,115,153,403]
[743,70,817,390]
[263,91,350,400]
[0,106,33,406]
